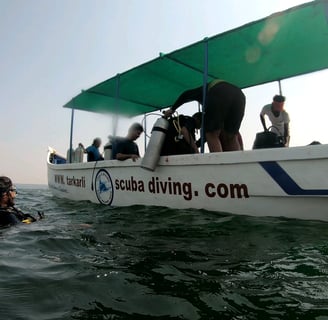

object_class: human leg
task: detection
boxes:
[204,85,227,153]
[220,131,241,151]
[206,130,222,152]
[222,86,245,151]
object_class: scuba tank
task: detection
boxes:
[141,117,169,171]
[66,148,75,163]
[74,143,84,162]
[104,136,113,160]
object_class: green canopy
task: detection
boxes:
[64,0,328,117]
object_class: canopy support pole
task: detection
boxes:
[144,114,147,152]
[113,74,120,137]
[68,107,75,163]
[200,38,209,154]
[278,80,283,95]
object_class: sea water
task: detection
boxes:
[1,185,328,320]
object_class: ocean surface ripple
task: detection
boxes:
[1,185,328,319]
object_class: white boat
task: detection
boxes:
[47,0,328,221]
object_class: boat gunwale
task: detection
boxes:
[47,144,328,170]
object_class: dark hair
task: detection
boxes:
[130,123,144,132]
[0,176,12,194]
[273,95,286,103]
[93,137,101,145]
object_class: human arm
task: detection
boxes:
[260,114,268,131]
[284,123,290,147]
[283,111,290,147]
[116,153,140,161]
[115,140,140,161]
[181,127,199,153]
[164,86,203,118]
[13,207,44,224]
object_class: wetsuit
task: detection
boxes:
[0,206,37,227]
[161,115,198,156]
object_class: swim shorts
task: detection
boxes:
[204,82,245,134]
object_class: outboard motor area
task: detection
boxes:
[141,117,169,171]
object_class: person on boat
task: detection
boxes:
[164,79,245,152]
[161,112,202,156]
[0,176,44,227]
[86,138,104,162]
[112,123,144,161]
[195,131,244,152]
[260,95,290,147]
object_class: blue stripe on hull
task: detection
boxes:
[259,161,328,195]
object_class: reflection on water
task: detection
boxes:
[0,186,328,319]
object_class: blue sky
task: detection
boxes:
[0,0,326,184]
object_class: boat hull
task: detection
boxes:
[47,145,328,221]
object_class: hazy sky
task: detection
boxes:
[0,0,326,185]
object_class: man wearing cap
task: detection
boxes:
[0,176,42,227]
[260,95,290,147]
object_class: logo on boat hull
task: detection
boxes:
[95,169,114,205]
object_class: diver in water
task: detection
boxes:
[0,176,44,227]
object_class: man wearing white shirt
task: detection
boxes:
[260,95,290,147]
